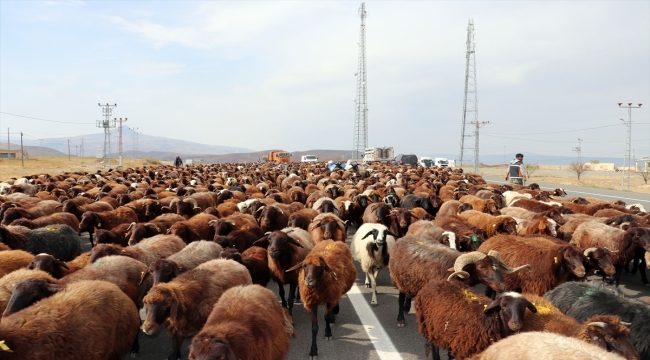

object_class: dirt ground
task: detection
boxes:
[477,165,650,194]
[0,156,163,181]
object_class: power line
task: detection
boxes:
[0,112,94,124]
[483,123,621,136]
[483,133,649,144]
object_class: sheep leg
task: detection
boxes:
[309,304,319,359]
[397,292,406,327]
[129,332,140,357]
[369,271,378,306]
[431,345,442,360]
[404,296,412,313]
[324,304,334,340]
[614,265,623,287]
[167,334,183,360]
[638,257,649,285]
[365,272,371,288]
[278,282,287,308]
[288,282,297,316]
[424,341,434,360]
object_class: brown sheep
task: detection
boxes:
[287,240,357,359]
[9,212,80,234]
[509,198,562,213]
[0,280,139,360]
[515,216,558,237]
[188,284,294,360]
[89,234,186,266]
[433,215,487,251]
[27,252,91,279]
[220,246,271,286]
[61,199,113,221]
[459,195,501,215]
[458,210,518,238]
[0,200,63,226]
[78,207,138,246]
[415,280,538,360]
[143,240,223,285]
[94,222,133,247]
[0,250,34,277]
[387,207,417,238]
[142,259,252,360]
[128,213,185,245]
[308,213,347,243]
[519,293,638,359]
[362,202,391,227]
[405,220,457,247]
[0,269,57,312]
[258,204,290,232]
[437,200,473,217]
[389,236,531,327]
[167,213,218,244]
[570,221,650,286]
[478,235,586,295]
[252,228,315,315]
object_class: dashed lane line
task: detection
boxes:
[347,284,403,360]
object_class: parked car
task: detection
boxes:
[392,154,418,166]
[419,157,434,167]
[301,155,318,163]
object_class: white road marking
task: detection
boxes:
[347,284,403,360]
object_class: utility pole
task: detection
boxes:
[470,120,489,173]
[7,127,9,159]
[20,132,24,167]
[115,117,128,166]
[131,127,139,160]
[459,19,478,168]
[618,102,642,190]
[352,2,368,161]
[97,103,117,168]
[81,138,84,157]
[572,138,583,164]
[39,139,43,147]
[75,145,78,157]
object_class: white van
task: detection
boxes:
[301,155,318,163]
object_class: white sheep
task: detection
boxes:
[237,199,258,214]
[502,191,532,207]
[350,223,397,306]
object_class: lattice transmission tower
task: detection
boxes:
[97,103,116,169]
[459,19,478,168]
[353,2,368,161]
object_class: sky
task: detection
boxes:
[1,0,649,161]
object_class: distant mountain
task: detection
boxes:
[0,142,66,156]
[22,127,252,157]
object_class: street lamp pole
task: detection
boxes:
[618,102,642,190]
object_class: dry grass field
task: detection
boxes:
[478,166,650,194]
[0,156,164,181]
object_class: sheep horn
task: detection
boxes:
[447,252,487,281]
[489,250,532,274]
[183,198,200,209]
[587,322,607,328]
[256,205,267,213]
[620,321,632,327]
[169,198,180,208]
[126,222,136,231]
[583,247,598,257]
[208,220,217,225]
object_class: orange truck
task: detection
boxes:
[268,150,292,163]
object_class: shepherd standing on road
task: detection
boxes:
[505,153,526,185]
[174,156,183,167]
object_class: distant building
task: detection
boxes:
[0,146,28,160]
[584,162,615,171]
[637,157,650,171]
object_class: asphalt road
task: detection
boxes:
[97,178,650,360]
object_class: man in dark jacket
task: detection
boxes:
[505,153,526,185]
[174,156,183,167]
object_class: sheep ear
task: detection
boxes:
[53,259,69,270]
[138,271,150,286]
[385,230,399,239]
[286,236,303,248]
[169,296,179,324]
[45,283,66,294]
[252,236,269,248]
[361,229,377,240]
[485,299,501,313]
[525,300,537,313]
[319,256,337,279]
[286,262,304,273]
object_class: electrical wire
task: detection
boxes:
[483,123,622,136]
[0,112,95,125]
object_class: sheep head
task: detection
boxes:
[584,316,639,360]
[79,211,101,233]
[493,216,518,236]
[485,292,537,334]
[558,245,586,278]
[28,254,69,275]
[288,255,337,289]
[583,247,615,276]
[209,219,237,237]
[254,231,302,259]
[148,259,182,286]
[361,227,397,246]
[3,278,64,317]
[448,251,531,293]
[142,286,179,336]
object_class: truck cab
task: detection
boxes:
[434,157,449,168]
[268,150,292,163]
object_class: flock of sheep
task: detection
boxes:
[0,161,649,360]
